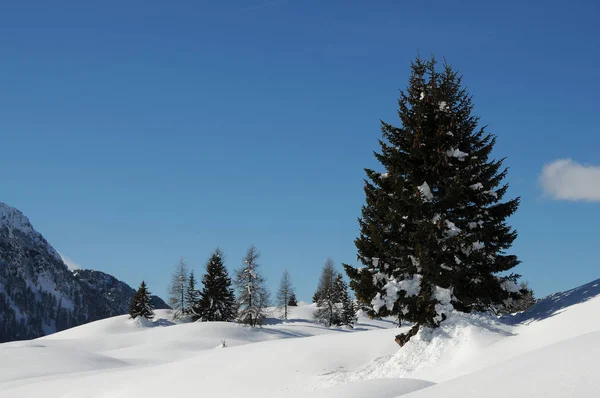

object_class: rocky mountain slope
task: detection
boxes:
[0,202,168,343]
[74,269,169,315]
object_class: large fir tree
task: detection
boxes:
[195,248,237,322]
[129,281,155,320]
[344,56,521,346]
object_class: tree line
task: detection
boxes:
[129,246,357,328]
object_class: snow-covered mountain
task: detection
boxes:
[1,278,599,397]
[0,202,168,343]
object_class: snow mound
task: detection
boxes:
[319,312,509,387]
[302,378,434,398]
[403,331,600,398]
[129,316,155,328]
[0,342,128,383]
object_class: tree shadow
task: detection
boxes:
[253,328,314,338]
[503,278,600,325]
[151,318,176,327]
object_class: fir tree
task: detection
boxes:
[276,269,294,320]
[344,56,521,346]
[235,245,270,327]
[335,274,357,328]
[168,258,189,320]
[313,258,336,304]
[185,270,201,319]
[288,292,298,307]
[313,259,341,327]
[195,248,237,322]
[129,281,155,320]
[493,281,536,315]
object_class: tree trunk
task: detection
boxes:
[395,324,420,347]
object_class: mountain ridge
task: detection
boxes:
[0,202,169,343]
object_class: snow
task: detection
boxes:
[417,182,434,202]
[444,220,461,238]
[0,202,62,261]
[408,255,420,269]
[469,182,483,190]
[445,148,468,161]
[467,221,483,229]
[1,279,600,397]
[438,101,447,111]
[472,241,484,250]
[29,271,75,311]
[484,189,498,198]
[501,280,521,294]
[432,287,454,323]
[372,275,422,313]
[0,202,35,235]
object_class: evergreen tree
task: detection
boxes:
[493,281,536,315]
[195,248,237,322]
[276,269,294,320]
[335,274,357,328]
[235,245,270,327]
[344,56,521,346]
[129,281,155,320]
[168,258,189,320]
[185,270,201,319]
[313,260,341,327]
[313,258,336,304]
[288,292,298,307]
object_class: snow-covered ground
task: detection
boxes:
[1,280,600,397]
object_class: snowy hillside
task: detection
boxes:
[1,281,600,397]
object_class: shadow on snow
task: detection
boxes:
[503,277,600,325]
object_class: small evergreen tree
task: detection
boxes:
[235,245,270,327]
[168,258,189,320]
[335,274,357,328]
[185,270,201,319]
[288,292,298,307]
[493,281,536,315]
[276,269,294,320]
[195,248,237,322]
[313,258,336,304]
[313,259,341,327]
[344,56,521,346]
[129,281,155,320]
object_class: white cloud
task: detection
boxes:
[540,158,600,202]
[59,253,81,271]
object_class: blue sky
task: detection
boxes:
[1,0,599,302]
